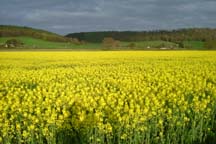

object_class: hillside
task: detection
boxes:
[0,25,69,42]
[0,25,215,50]
[66,28,216,43]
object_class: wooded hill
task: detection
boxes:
[0,25,69,42]
[1,25,216,49]
[66,28,216,43]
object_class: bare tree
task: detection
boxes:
[102,37,120,48]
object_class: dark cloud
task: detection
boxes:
[0,0,216,35]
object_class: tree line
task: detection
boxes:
[66,28,216,43]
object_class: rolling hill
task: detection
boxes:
[0,25,69,42]
[0,25,215,50]
[0,25,91,49]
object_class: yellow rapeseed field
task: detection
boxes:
[0,51,216,144]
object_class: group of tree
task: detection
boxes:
[102,37,120,48]
[68,38,86,45]
[66,28,216,43]
[0,39,24,48]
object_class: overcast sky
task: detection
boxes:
[0,0,216,35]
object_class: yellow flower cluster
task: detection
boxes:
[0,51,216,144]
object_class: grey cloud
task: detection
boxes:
[0,0,216,34]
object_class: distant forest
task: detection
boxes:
[66,28,216,43]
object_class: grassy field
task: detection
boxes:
[0,37,101,49]
[0,51,216,144]
[0,36,207,50]
[183,41,205,49]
